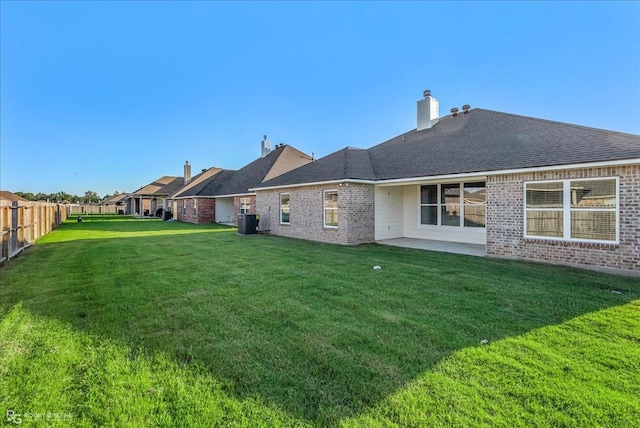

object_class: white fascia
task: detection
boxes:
[171,195,218,200]
[250,158,640,191]
[375,158,640,187]
[250,179,375,192]
[211,192,255,198]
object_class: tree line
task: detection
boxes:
[14,190,125,204]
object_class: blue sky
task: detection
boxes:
[1,1,638,197]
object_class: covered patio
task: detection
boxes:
[377,238,486,257]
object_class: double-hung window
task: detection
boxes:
[323,190,338,227]
[240,197,251,214]
[524,178,618,243]
[280,193,290,224]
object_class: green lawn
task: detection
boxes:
[1,216,639,427]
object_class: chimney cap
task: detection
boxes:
[450,107,459,116]
[462,104,471,113]
[423,90,431,98]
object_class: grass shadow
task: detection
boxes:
[1,219,639,424]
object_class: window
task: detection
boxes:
[525,182,563,237]
[420,182,486,227]
[323,190,338,227]
[463,182,486,227]
[280,193,290,224]
[441,183,461,226]
[525,178,617,242]
[193,199,197,216]
[183,200,187,215]
[420,185,437,225]
[240,198,251,214]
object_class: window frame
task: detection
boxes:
[524,177,619,244]
[239,197,251,215]
[280,193,290,225]
[419,182,486,228]
[323,189,339,228]
[193,198,197,216]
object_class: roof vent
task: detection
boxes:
[462,104,471,114]
[450,107,459,117]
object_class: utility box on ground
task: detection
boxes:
[237,214,258,235]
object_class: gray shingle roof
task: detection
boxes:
[177,146,311,197]
[177,169,237,197]
[250,147,376,188]
[256,109,640,188]
[131,176,184,196]
[214,148,294,196]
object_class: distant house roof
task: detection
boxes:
[175,145,313,198]
[214,145,312,196]
[171,167,224,198]
[173,169,237,198]
[0,191,29,202]
[130,176,184,196]
[254,109,640,189]
[102,193,128,204]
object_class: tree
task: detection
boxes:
[14,191,35,200]
[83,190,100,204]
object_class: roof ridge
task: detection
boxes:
[475,108,640,137]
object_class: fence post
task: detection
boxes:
[9,201,18,257]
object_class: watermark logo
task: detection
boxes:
[5,410,22,425]
[5,409,72,425]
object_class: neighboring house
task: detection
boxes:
[101,193,128,214]
[252,91,640,275]
[171,168,236,224]
[126,175,185,217]
[0,191,29,202]
[172,141,313,224]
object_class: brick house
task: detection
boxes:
[252,91,640,275]
[126,176,185,217]
[172,141,313,225]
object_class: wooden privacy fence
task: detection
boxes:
[69,205,119,215]
[0,200,70,263]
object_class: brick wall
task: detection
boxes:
[176,197,215,224]
[256,183,375,245]
[233,196,256,227]
[487,164,639,274]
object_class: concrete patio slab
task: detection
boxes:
[377,238,486,257]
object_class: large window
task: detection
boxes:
[420,182,485,227]
[525,178,617,242]
[240,197,251,214]
[280,193,290,224]
[323,190,338,227]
